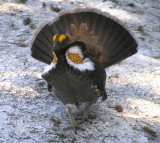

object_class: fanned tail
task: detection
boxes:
[30,8,138,67]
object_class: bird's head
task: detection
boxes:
[52,34,86,57]
[51,34,95,71]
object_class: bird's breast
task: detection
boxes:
[43,63,100,105]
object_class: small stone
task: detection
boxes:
[42,2,46,7]
[127,3,135,7]
[17,0,27,3]
[23,18,31,25]
[51,117,61,126]
[50,5,62,12]
[114,105,124,113]
[29,23,37,29]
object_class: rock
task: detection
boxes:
[23,17,31,25]
[0,0,160,143]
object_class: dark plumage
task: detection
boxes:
[30,8,138,130]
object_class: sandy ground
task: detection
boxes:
[0,0,160,143]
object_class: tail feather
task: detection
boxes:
[30,8,138,68]
[31,24,54,64]
[110,35,136,58]
[104,43,137,67]
[31,45,53,64]
[31,52,51,64]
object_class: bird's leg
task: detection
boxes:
[66,104,77,129]
[83,102,91,121]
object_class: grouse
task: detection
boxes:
[30,8,138,129]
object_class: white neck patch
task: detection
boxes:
[66,45,95,71]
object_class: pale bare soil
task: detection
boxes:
[0,0,160,143]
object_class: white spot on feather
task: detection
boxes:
[66,45,95,71]
[43,62,56,74]
[43,52,57,74]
